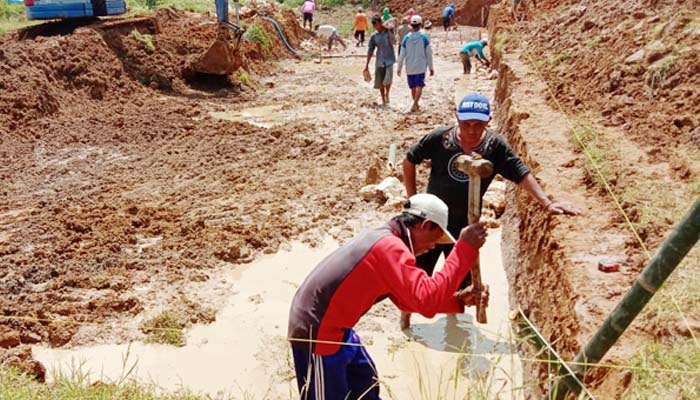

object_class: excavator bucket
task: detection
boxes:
[189,25,243,75]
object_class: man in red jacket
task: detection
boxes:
[288,193,487,400]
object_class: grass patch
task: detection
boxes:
[336,21,354,36]
[140,311,186,346]
[625,338,700,399]
[0,1,23,19]
[238,70,250,84]
[0,1,40,34]
[570,118,611,189]
[493,30,510,55]
[126,0,210,15]
[244,23,273,56]
[131,29,156,53]
[0,365,218,399]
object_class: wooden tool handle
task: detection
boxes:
[468,175,488,324]
[471,259,488,324]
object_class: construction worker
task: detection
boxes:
[400,93,580,329]
[300,0,315,30]
[460,39,490,74]
[442,2,455,31]
[316,24,347,52]
[397,15,434,113]
[352,7,369,47]
[288,193,489,400]
[365,15,396,107]
[396,17,411,56]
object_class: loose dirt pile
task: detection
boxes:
[386,0,497,27]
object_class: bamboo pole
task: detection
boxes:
[548,197,700,399]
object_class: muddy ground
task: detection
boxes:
[1,0,698,397]
[0,0,494,369]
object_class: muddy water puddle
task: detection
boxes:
[34,229,521,398]
[208,103,339,128]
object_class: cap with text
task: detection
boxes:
[457,93,490,122]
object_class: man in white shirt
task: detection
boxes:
[316,24,347,52]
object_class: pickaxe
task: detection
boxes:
[454,153,493,324]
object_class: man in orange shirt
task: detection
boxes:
[352,7,369,47]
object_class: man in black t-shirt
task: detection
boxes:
[400,93,580,329]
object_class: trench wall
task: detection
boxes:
[488,6,588,396]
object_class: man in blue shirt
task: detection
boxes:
[442,3,455,31]
[364,15,396,106]
[460,40,490,74]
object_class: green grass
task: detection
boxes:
[0,363,221,399]
[238,70,250,84]
[126,0,210,15]
[131,29,156,53]
[244,23,273,56]
[625,338,700,399]
[140,311,186,346]
[493,30,510,55]
[570,118,612,189]
[0,1,39,34]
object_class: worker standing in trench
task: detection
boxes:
[400,93,581,329]
[288,194,489,399]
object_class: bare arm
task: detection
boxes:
[518,174,580,215]
[403,158,417,197]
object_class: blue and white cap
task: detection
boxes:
[457,93,490,122]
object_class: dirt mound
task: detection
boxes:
[0,3,308,130]
[0,29,140,131]
[386,0,497,27]
[100,7,307,91]
[512,0,699,163]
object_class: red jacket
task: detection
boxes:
[288,219,478,355]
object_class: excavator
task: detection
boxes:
[19,0,244,75]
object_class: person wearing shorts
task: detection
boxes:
[300,0,315,29]
[397,15,434,112]
[364,15,396,106]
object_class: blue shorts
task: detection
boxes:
[291,329,381,400]
[407,73,426,88]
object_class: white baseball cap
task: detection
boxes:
[410,15,422,25]
[403,193,456,244]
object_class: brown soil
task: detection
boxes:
[489,0,700,397]
[0,3,311,362]
[386,0,498,27]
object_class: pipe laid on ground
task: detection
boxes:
[259,15,308,57]
[548,197,700,399]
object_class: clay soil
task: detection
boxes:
[489,0,700,397]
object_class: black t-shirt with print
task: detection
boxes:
[406,125,530,236]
